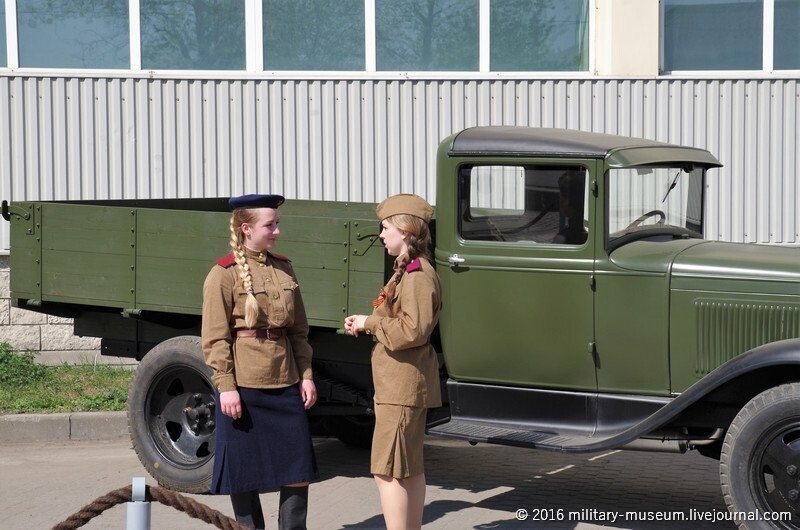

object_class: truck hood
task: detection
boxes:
[610,240,800,294]
[672,241,800,290]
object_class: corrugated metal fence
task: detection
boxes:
[1,76,798,252]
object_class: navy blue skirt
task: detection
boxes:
[211,385,318,494]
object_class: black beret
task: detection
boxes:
[228,194,285,210]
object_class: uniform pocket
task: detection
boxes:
[280,280,298,315]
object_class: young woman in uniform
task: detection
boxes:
[202,193,318,530]
[343,194,442,530]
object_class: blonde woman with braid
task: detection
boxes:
[344,194,442,530]
[202,194,317,530]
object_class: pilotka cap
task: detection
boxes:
[376,194,434,223]
[228,193,285,210]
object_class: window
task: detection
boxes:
[263,0,364,70]
[140,0,245,70]
[663,0,763,71]
[16,0,129,68]
[607,165,704,245]
[775,0,800,69]
[490,0,589,71]
[460,165,588,245]
[376,0,478,71]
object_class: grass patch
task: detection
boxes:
[0,342,134,414]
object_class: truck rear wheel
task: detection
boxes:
[720,383,800,529]
[127,335,215,494]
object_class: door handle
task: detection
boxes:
[447,254,465,266]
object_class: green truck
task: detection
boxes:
[4,127,800,526]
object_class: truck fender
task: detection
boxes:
[588,339,800,452]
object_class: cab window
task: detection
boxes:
[459,164,588,245]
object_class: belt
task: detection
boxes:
[236,328,286,340]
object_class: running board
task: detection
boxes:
[427,418,607,451]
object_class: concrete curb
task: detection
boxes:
[0,411,128,443]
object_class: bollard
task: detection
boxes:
[126,477,151,530]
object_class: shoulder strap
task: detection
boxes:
[405,258,422,272]
[215,253,236,268]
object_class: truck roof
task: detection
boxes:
[447,126,722,168]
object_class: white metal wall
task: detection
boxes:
[1,76,799,252]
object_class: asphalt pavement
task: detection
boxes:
[0,411,735,529]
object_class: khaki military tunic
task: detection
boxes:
[202,248,313,392]
[363,257,442,408]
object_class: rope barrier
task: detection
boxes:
[52,484,246,530]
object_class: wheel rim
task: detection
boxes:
[750,417,800,528]
[145,364,215,470]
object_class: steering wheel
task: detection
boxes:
[624,209,666,230]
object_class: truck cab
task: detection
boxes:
[429,127,800,524]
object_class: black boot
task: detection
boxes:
[230,490,265,530]
[278,485,309,530]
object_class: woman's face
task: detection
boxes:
[379,218,408,257]
[241,208,280,251]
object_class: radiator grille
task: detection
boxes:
[695,300,800,375]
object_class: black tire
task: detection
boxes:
[322,415,375,449]
[127,335,215,494]
[721,383,800,529]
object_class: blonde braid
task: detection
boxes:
[381,214,431,315]
[229,212,260,328]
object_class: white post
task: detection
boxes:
[126,477,151,530]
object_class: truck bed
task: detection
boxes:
[7,197,386,331]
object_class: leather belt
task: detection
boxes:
[236,328,285,340]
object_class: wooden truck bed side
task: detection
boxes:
[7,198,385,330]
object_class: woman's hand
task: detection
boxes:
[219,390,242,419]
[344,314,368,336]
[300,379,317,409]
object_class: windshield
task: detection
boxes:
[607,165,704,245]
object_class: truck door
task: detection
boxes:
[435,162,597,390]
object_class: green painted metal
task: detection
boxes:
[6,198,384,331]
[435,126,799,398]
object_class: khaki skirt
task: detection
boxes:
[370,403,427,479]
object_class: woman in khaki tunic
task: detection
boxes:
[202,193,318,530]
[344,194,442,530]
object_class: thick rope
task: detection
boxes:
[52,484,246,530]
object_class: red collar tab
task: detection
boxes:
[406,258,422,272]
[269,251,291,262]
[216,253,237,268]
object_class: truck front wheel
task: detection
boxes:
[127,335,215,494]
[721,382,800,529]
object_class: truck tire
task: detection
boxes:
[720,383,800,529]
[127,335,215,494]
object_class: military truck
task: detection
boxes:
[4,127,800,527]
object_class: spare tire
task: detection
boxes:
[127,335,215,494]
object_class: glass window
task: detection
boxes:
[490,0,589,71]
[376,0,478,71]
[775,0,800,69]
[663,0,762,71]
[263,0,364,70]
[0,3,6,67]
[460,165,588,245]
[16,0,129,68]
[607,165,704,245]
[140,0,245,70]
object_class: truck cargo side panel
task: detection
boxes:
[41,203,134,307]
